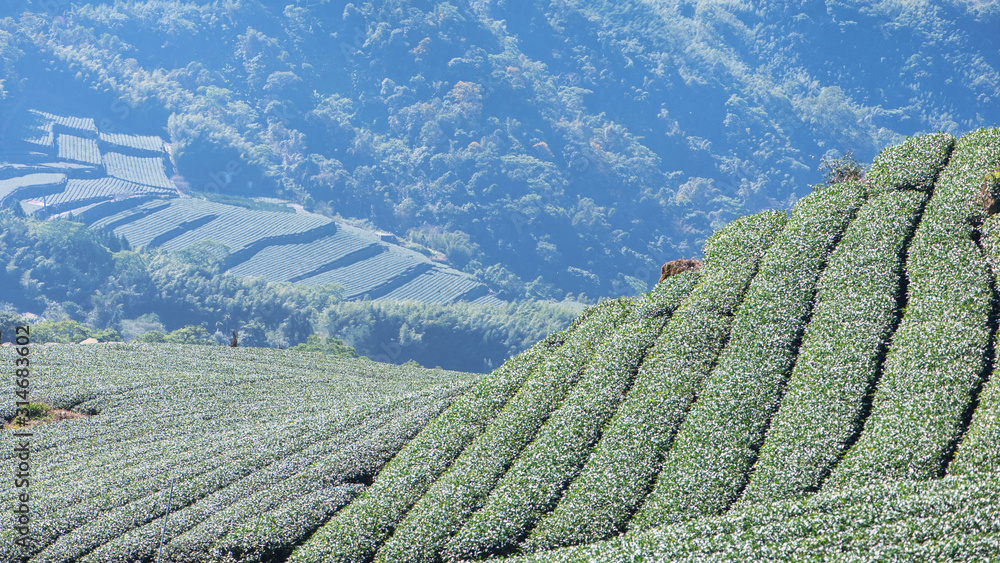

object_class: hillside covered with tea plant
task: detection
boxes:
[0,343,479,562]
[3,129,1000,561]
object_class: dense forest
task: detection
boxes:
[0,210,576,372]
[2,0,997,301]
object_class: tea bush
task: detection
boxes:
[631,180,865,529]
[741,189,927,504]
[829,128,1000,486]
[523,210,787,552]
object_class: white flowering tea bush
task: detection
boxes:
[740,190,927,504]
[373,275,697,563]
[631,179,866,530]
[865,132,955,195]
[288,296,641,563]
[523,210,787,553]
[0,344,476,563]
[830,128,1000,487]
[951,214,1000,476]
[505,472,1000,563]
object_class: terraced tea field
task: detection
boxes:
[0,173,67,207]
[87,197,488,302]
[54,134,101,167]
[0,107,498,305]
[1,109,171,208]
[281,129,999,563]
[156,203,334,259]
[42,178,173,216]
[101,151,173,190]
[296,246,432,298]
[6,131,997,561]
[0,344,477,563]
[226,227,381,283]
[97,131,165,155]
[380,267,488,304]
[3,126,998,562]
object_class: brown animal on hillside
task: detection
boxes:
[658,258,703,283]
[981,169,1000,216]
[230,331,239,347]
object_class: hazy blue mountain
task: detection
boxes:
[1,0,999,296]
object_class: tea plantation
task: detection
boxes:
[3,128,1000,561]
[0,108,495,306]
[0,344,478,563]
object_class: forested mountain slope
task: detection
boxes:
[1,0,997,300]
[5,130,999,562]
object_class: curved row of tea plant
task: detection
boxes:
[741,188,928,504]
[830,127,1000,487]
[505,471,1000,563]
[631,179,866,529]
[0,344,476,563]
[286,296,644,563]
[522,210,786,553]
[370,295,633,563]
[185,395,467,563]
[951,212,1000,475]
[864,132,955,195]
[76,397,453,563]
[435,280,695,562]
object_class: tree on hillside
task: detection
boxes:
[165,324,212,345]
[820,151,866,185]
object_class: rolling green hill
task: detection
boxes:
[4,129,1000,561]
[0,343,478,563]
